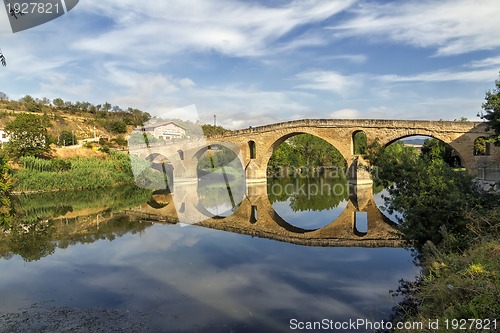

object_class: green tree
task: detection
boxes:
[268,134,346,173]
[353,131,367,155]
[52,98,65,108]
[202,124,228,136]
[421,138,460,167]
[128,132,158,145]
[473,137,488,155]
[5,114,51,159]
[482,73,500,143]
[0,154,13,229]
[103,102,112,112]
[107,119,127,134]
[59,130,77,146]
[370,142,482,251]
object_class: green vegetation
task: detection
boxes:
[482,72,500,144]
[0,154,13,229]
[369,138,500,331]
[268,175,348,212]
[12,184,152,224]
[353,131,367,155]
[12,151,137,192]
[421,138,461,167]
[58,130,77,146]
[201,124,229,136]
[197,145,244,179]
[268,134,346,174]
[369,140,486,252]
[4,113,51,159]
[473,137,489,155]
[0,95,151,146]
[128,132,158,146]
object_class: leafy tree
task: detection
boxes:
[353,131,367,155]
[0,154,13,229]
[59,130,77,146]
[473,137,488,155]
[268,134,346,174]
[52,98,65,108]
[107,120,127,134]
[103,102,112,112]
[202,124,228,136]
[482,73,500,142]
[128,132,158,145]
[0,92,8,100]
[421,138,461,167]
[370,142,483,251]
[21,95,35,104]
[5,113,51,159]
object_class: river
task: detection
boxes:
[0,177,418,332]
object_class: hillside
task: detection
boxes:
[0,96,151,143]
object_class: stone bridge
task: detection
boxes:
[130,119,499,184]
[126,182,402,248]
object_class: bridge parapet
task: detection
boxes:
[129,118,499,188]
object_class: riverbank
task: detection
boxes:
[391,196,499,332]
[10,150,165,193]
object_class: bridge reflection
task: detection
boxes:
[127,182,402,248]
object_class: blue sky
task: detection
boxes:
[1,0,499,129]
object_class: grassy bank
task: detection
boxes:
[12,151,137,192]
[393,209,499,332]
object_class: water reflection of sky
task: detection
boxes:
[272,199,349,229]
[373,189,403,223]
[0,223,417,332]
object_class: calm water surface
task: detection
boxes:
[0,179,417,332]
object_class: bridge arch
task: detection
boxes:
[143,153,174,191]
[248,140,256,159]
[380,133,465,167]
[262,131,350,175]
[192,142,245,166]
[352,130,367,155]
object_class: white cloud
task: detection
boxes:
[468,56,500,68]
[332,0,500,56]
[330,108,360,119]
[74,0,355,58]
[378,69,496,83]
[295,70,362,96]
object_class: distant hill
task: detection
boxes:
[401,137,427,145]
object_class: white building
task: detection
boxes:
[142,121,186,140]
[0,129,10,144]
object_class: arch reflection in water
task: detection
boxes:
[132,182,402,248]
[267,175,349,230]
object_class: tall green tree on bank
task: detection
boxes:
[369,141,483,252]
[482,73,500,144]
[0,154,13,229]
[5,114,51,159]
